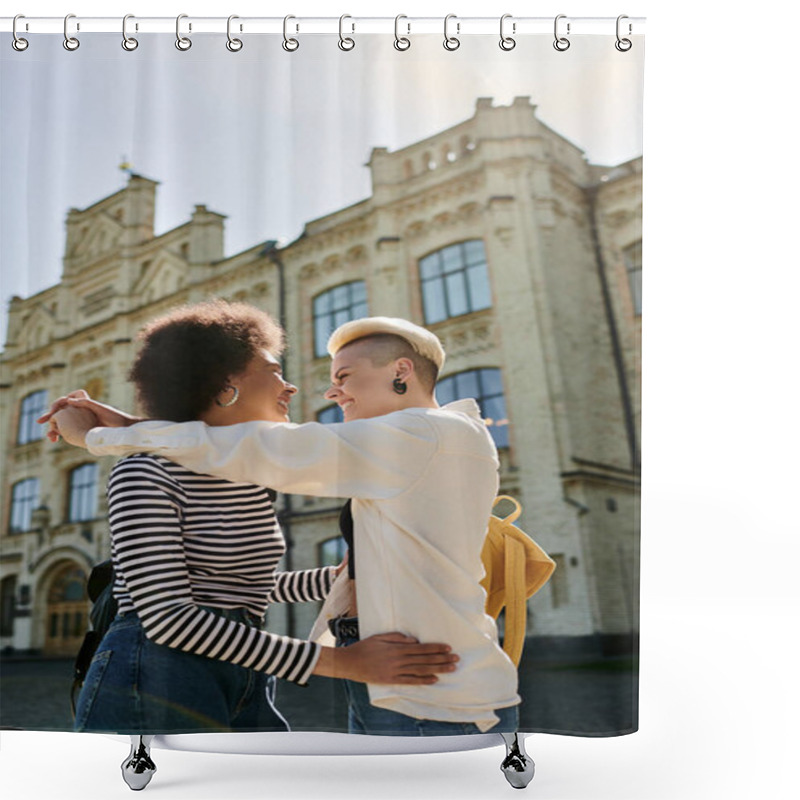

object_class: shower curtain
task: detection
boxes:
[0,17,643,743]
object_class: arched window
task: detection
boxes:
[45,564,89,656]
[9,478,40,533]
[436,368,510,448]
[313,281,368,358]
[317,405,344,425]
[623,240,642,315]
[17,390,48,445]
[68,463,99,523]
[419,241,492,324]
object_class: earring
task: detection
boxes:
[215,385,239,407]
[392,378,407,395]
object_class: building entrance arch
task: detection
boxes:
[43,562,89,657]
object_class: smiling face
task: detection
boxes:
[324,340,409,422]
[227,349,297,423]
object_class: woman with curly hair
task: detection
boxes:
[61,300,457,735]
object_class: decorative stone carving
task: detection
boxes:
[433,212,455,228]
[300,264,319,281]
[80,286,116,316]
[457,202,482,222]
[405,221,428,239]
[435,314,497,360]
[392,171,485,221]
[345,245,368,264]
[494,227,514,246]
[82,376,106,400]
[322,255,342,275]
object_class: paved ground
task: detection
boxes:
[0,653,637,735]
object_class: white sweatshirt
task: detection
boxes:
[86,398,520,731]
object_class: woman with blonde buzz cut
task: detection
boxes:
[46,314,520,736]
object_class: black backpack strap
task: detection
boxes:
[87,559,114,603]
[71,559,118,720]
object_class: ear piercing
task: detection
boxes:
[215,385,240,407]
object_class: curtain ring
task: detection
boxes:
[615,15,632,52]
[227,15,243,52]
[338,14,355,51]
[499,14,516,51]
[443,14,460,51]
[394,15,411,51]
[176,14,192,51]
[553,14,570,52]
[283,15,299,52]
[63,13,80,51]
[122,15,139,51]
[12,15,29,52]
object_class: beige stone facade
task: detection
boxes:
[1,97,641,658]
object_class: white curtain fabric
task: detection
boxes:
[1,25,643,740]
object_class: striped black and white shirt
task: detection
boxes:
[107,454,335,685]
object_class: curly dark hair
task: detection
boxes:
[128,300,285,421]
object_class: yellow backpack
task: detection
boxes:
[481,495,556,667]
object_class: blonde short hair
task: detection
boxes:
[327,317,446,370]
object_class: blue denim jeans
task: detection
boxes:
[333,618,519,736]
[74,608,290,735]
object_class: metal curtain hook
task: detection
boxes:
[553,14,570,52]
[499,14,516,51]
[443,14,460,51]
[227,15,243,51]
[12,15,29,51]
[283,15,299,52]
[394,15,410,51]
[63,13,80,51]
[176,14,192,51]
[338,14,355,51]
[615,15,632,52]
[122,15,139,51]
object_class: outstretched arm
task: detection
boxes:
[38,391,142,442]
[268,567,338,604]
[82,410,439,500]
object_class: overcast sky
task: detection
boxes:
[0,33,643,337]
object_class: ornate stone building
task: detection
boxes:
[1,97,641,659]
